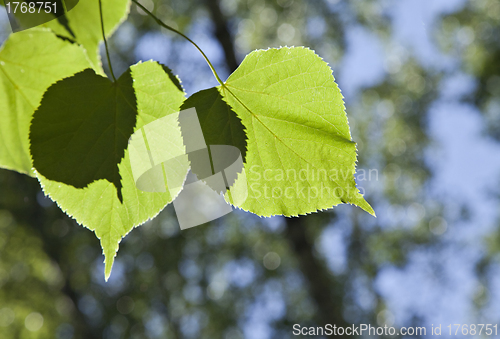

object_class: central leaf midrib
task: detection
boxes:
[222,85,356,193]
[226,84,348,138]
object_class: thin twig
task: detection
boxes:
[131,0,225,86]
[99,0,116,82]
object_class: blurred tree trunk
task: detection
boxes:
[204,0,348,327]
[285,215,349,327]
[0,171,102,339]
[205,0,239,73]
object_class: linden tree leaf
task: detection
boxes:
[219,47,374,217]
[30,68,137,202]
[35,61,188,279]
[0,29,92,176]
[43,0,131,72]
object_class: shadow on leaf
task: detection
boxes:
[29,68,137,203]
[179,87,247,192]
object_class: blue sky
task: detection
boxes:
[334,0,500,334]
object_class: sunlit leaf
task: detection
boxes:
[36,61,188,279]
[44,0,131,72]
[0,29,92,176]
[219,47,374,217]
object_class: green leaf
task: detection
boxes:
[36,61,188,279]
[219,47,374,217]
[30,68,137,202]
[0,29,92,176]
[44,0,131,72]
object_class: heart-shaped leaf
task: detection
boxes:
[219,47,374,217]
[34,61,188,279]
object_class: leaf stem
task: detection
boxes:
[99,0,116,82]
[131,0,225,86]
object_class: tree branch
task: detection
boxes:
[204,0,239,73]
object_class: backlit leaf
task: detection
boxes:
[0,29,92,176]
[44,0,131,72]
[219,47,374,217]
[35,61,188,279]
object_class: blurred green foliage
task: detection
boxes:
[0,0,499,338]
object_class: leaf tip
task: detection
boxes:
[358,196,376,217]
[104,254,115,282]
